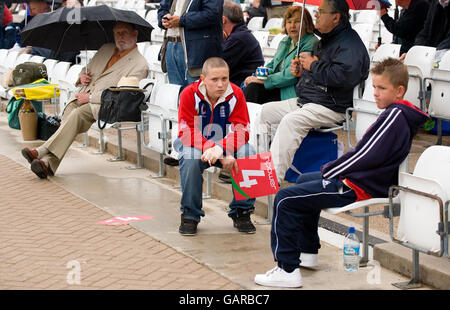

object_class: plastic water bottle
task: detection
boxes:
[343,226,360,272]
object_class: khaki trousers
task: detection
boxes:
[42,101,96,173]
[266,6,289,20]
[260,98,345,183]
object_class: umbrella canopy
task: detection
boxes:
[20,5,153,53]
[282,0,391,10]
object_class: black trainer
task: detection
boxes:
[231,209,256,234]
[179,214,198,236]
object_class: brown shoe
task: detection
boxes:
[21,148,39,164]
[30,159,54,179]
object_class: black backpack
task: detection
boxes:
[12,62,48,86]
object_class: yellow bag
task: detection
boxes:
[12,78,60,100]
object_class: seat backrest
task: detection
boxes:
[146,9,159,28]
[264,18,283,31]
[0,49,9,65]
[64,64,84,85]
[404,46,436,79]
[269,33,286,49]
[247,16,264,31]
[14,53,32,66]
[396,145,450,253]
[353,10,378,25]
[144,44,162,65]
[43,59,58,79]
[155,83,181,111]
[3,51,18,69]
[51,61,71,83]
[252,31,269,48]
[371,43,401,63]
[139,78,157,103]
[29,55,45,63]
[413,145,450,187]
[246,101,263,151]
[352,23,373,52]
[138,42,149,56]
[396,173,445,253]
[429,56,450,119]
[352,73,384,142]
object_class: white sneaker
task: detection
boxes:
[299,253,318,268]
[254,266,303,288]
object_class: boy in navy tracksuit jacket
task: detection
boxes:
[175,57,256,236]
[255,58,429,288]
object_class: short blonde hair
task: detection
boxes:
[371,57,409,92]
[202,57,229,76]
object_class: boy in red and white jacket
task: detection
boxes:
[174,57,256,236]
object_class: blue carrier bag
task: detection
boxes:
[285,131,338,183]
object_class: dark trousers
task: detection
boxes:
[243,82,281,105]
[271,172,357,270]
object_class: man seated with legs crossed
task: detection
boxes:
[21,22,149,178]
[254,58,429,288]
[175,57,257,236]
[259,0,370,185]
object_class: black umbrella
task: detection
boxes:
[20,5,153,53]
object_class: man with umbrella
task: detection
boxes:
[259,0,370,185]
[21,21,149,179]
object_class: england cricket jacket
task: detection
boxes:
[178,79,250,155]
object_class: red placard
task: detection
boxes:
[230,152,279,200]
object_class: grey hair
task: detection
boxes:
[325,0,350,24]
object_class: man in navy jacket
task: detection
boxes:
[158,0,224,88]
[222,1,264,86]
[255,58,429,288]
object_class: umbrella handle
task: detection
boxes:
[295,0,307,57]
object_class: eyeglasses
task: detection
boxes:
[314,9,336,16]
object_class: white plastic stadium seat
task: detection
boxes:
[352,23,374,52]
[29,55,45,63]
[371,43,401,63]
[13,53,31,66]
[247,16,264,32]
[403,45,436,111]
[141,80,172,177]
[388,145,450,289]
[50,61,70,84]
[0,50,18,73]
[264,18,283,31]
[252,31,269,49]
[43,59,59,79]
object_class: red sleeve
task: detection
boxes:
[217,85,250,155]
[3,6,12,26]
[178,85,215,152]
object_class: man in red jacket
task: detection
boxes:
[175,57,257,236]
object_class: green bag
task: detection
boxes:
[5,98,42,129]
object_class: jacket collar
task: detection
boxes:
[231,21,248,34]
[314,21,351,41]
[196,79,234,108]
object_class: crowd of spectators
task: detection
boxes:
[2,0,449,290]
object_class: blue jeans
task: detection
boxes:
[176,140,256,222]
[271,172,357,270]
[166,41,198,88]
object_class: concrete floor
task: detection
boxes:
[0,114,431,290]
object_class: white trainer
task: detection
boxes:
[254,266,303,288]
[299,253,318,268]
